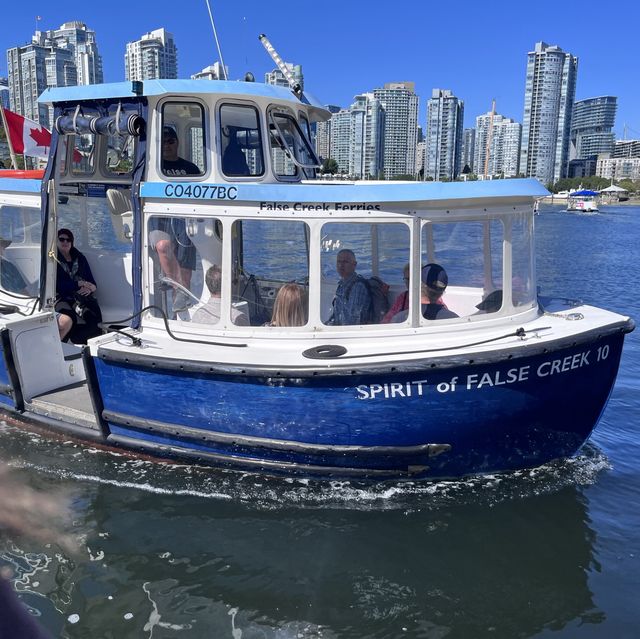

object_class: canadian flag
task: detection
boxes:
[2,108,51,159]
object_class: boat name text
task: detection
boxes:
[260,202,381,211]
[356,348,601,399]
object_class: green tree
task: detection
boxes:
[321,158,339,175]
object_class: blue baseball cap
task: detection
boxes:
[421,263,448,291]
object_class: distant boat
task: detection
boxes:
[567,190,600,213]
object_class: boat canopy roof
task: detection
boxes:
[569,189,599,197]
[38,79,330,119]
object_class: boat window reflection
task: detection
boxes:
[219,104,264,177]
[321,222,410,326]
[161,102,206,178]
[422,219,504,320]
[231,220,309,326]
[70,132,96,176]
[0,204,41,296]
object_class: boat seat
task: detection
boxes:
[106,189,133,242]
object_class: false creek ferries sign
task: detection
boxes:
[140,182,382,210]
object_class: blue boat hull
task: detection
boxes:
[91,329,626,479]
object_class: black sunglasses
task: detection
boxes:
[58,236,72,242]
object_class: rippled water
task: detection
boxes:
[1,204,639,638]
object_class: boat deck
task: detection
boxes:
[26,382,99,431]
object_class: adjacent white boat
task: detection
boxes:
[0,76,633,480]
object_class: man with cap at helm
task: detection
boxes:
[161,126,201,177]
[420,263,459,320]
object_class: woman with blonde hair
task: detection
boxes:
[269,283,307,327]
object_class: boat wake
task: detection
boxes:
[0,420,610,512]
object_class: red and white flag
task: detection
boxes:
[2,108,51,159]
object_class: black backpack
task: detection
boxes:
[346,275,390,324]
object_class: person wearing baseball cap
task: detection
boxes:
[420,263,459,320]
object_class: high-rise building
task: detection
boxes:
[314,105,341,163]
[474,111,521,178]
[0,77,10,109]
[571,96,617,160]
[425,89,464,181]
[191,62,228,80]
[520,41,578,186]
[373,82,419,179]
[125,28,177,81]
[7,22,103,127]
[265,63,303,90]
[42,22,103,85]
[460,128,476,174]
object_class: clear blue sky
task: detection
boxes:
[2,0,639,138]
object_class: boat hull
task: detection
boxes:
[90,329,626,479]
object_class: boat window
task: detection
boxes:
[104,105,137,176]
[298,113,316,180]
[219,104,264,177]
[57,136,68,176]
[70,133,97,176]
[320,222,410,326]
[511,212,535,309]
[268,110,320,179]
[232,220,309,326]
[421,220,504,321]
[161,103,206,178]
[147,215,224,324]
[56,193,130,254]
[0,204,42,295]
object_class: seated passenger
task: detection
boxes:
[330,249,372,325]
[55,229,103,343]
[161,126,201,176]
[267,283,307,327]
[192,264,249,326]
[382,263,410,323]
[420,263,459,320]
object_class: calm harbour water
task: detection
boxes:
[1,204,639,638]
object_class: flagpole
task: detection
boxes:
[0,103,19,170]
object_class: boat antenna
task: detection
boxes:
[204,0,228,80]
[258,34,302,97]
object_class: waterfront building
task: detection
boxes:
[191,62,228,80]
[596,156,640,181]
[460,128,475,174]
[7,22,103,127]
[570,96,617,174]
[265,63,303,90]
[474,112,521,178]
[613,140,640,158]
[373,82,419,179]
[125,28,177,81]
[425,88,464,181]
[520,41,578,186]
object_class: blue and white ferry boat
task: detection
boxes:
[0,74,633,479]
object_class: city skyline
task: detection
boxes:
[1,1,638,138]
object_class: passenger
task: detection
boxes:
[192,264,249,326]
[268,283,307,327]
[55,228,103,343]
[382,263,410,323]
[161,126,201,176]
[222,128,250,176]
[330,249,372,325]
[420,263,459,320]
